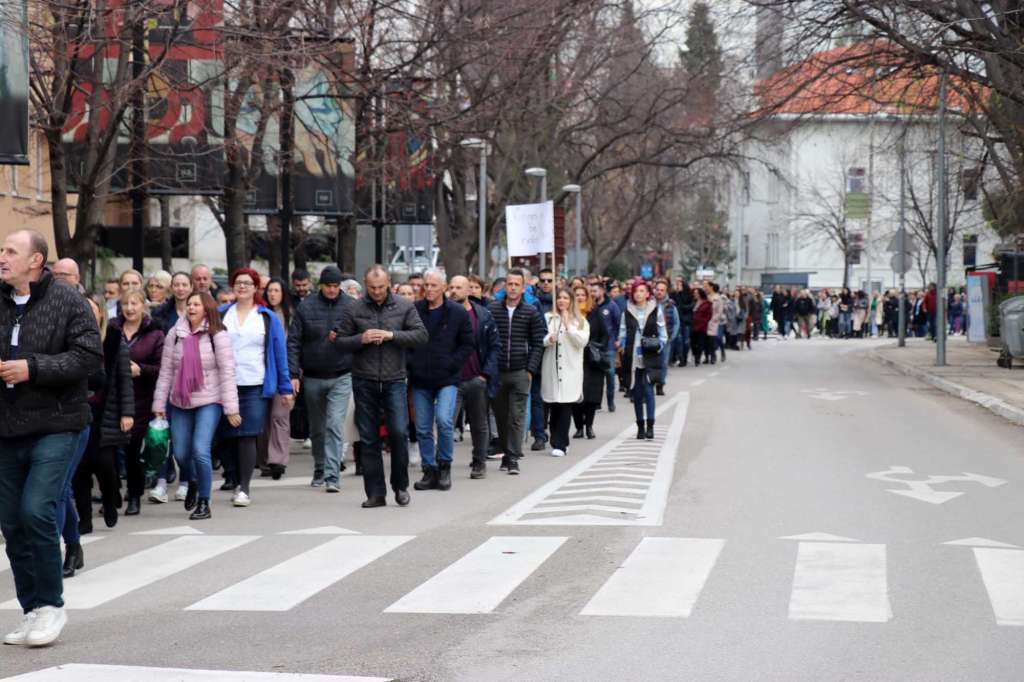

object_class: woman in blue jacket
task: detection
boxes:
[218,268,293,507]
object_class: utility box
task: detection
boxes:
[998,296,1024,366]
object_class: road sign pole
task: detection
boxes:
[898,134,907,348]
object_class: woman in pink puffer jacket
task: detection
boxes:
[153,292,239,521]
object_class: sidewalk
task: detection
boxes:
[870,336,1024,426]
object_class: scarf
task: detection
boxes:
[173,330,206,407]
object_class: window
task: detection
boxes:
[961,166,981,201]
[963,234,978,268]
[847,167,866,194]
[741,171,751,205]
[767,232,781,268]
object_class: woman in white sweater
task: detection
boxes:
[541,289,589,457]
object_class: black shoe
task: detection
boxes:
[646,420,655,440]
[608,403,616,413]
[637,422,646,440]
[586,426,596,439]
[414,467,439,491]
[573,428,584,439]
[189,498,211,520]
[470,460,487,479]
[530,438,546,452]
[506,458,520,475]
[103,502,118,528]
[438,462,452,491]
[395,489,411,506]
[219,479,237,492]
[340,462,348,473]
[260,468,273,478]
[125,497,140,516]
[655,384,665,396]
[362,496,386,508]
[184,482,198,511]
[269,464,285,480]
[62,542,84,578]
[499,456,510,472]
[78,519,93,536]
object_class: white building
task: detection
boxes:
[728,42,998,292]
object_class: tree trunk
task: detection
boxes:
[338,215,356,274]
[159,197,172,272]
[292,216,308,272]
[266,214,282,279]
[222,182,248,272]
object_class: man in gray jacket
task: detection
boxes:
[335,265,428,508]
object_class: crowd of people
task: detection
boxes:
[0,227,778,647]
[768,284,971,340]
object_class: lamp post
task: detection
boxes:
[461,138,489,279]
[562,184,581,276]
[525,167,548,269]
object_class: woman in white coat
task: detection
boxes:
[541,288,590,457]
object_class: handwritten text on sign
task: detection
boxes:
[506,201,555,257]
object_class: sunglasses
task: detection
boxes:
[540,278,553,283]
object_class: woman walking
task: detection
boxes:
[541,289,589,457]
[152,271,193,333]
[692,288,712,365]
[572,286,609,440]
[153,292,240,520]
[108,290,165,515]
[257,277,293,479]
[218,269,293,506]
[619,281,667,440]
[73,300,135,532]
[146,271,171,309]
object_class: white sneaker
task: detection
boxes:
[550,448,566,457]
[408,443,421,467]
[3,611,36,645]
[149,485,168,504]
[174,484,188,502]
[232,491,251,507]
[302,438,312,449]
[25,606,66,647]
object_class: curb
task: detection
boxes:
[869,349,1024,427]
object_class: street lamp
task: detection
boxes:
[562,184,582,276]
[461,138,490,279]
[525,167,547,268]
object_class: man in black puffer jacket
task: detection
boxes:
[408,270,474,493]
[487,268,545,476]
[288,265,353,489]
[0,229,102,647]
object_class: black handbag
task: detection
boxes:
[586,341,609,369]
[640,336,661,351]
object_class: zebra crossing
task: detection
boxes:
[2,531,1022,627]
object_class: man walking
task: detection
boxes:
[335,265,427,507]
[190,264,215,296]
[528,267,554,451]
[288,265,353,490]
[290,269,313,308]
[0,229,102,647]
[408,271,474,492]
[449,275,499,480]
[488,269,545,476]
[590,280,620,411]
[653,279,679,395]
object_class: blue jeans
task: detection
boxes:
[169,403,222,500]
[353,378,410,497]
[632,369,656,422]
[56,427,90,546]
[411,385,459,468]
[303,374,352,484]
[0,431,78,612]
[839,311,853,336]
[673,325,690,363]
[529,375,546,441]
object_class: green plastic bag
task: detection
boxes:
[141,418,170,477]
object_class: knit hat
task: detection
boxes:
[319,265,343,285]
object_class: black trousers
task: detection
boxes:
[547,402,574,451]
[572,402,598,430]
[123,428,147,499]
[353,378,410,497]
[73,433,120,522]
[691,331,706,363]
[456,377,490,463]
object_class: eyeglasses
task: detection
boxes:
[234,281,255,289]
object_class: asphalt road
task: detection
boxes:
[4,336,1024,681]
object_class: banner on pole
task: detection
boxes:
[0,0,29,165]
[505,201,554,257]
[966,274,989,344]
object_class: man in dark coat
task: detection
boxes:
[0,229,102,647]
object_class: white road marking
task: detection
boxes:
[866,466,1007,505]
[249,476,313,489]
[0,536,259,610]
[971,548,1024,626]
[689,379,706,387]
[132,525,204,535]
[0,664,391,681]
[278,526,361,535]
[0,536,103,575]
[800,388,869,401]
[385,536,567,614]
[581,538,725,617]
[490,393,689,526]
[779,532,859,543]
[788,542,892,622]
[943,537,1021,549]
[187,536,413,612]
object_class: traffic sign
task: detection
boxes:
[640,263,654,279]
[891,252,912,275]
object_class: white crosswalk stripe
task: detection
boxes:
[788,541,892,623]
[187,535,414,612]
[971,547,1024,626]
[0,536,104,575]
[385,536,567,614]
[1,664,391,681]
